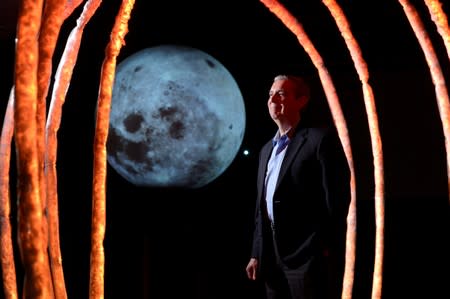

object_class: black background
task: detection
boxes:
[1,0,450,298]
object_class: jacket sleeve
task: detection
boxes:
[317,127,351,228]
[250,147,269,260]
[250,202,263,259]
[317,127,351,274]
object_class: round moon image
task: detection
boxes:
[107,45,246,188]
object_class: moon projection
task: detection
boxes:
[107,45,246,188]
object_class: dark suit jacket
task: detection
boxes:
[250,124,350,274]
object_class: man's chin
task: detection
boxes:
[273,112,283,119]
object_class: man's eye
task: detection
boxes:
[270,91,284,97]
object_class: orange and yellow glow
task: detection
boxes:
[398,0,450,200]
[321,1,386,298]
[0,89,18,299]
[14,0,54,297]
[424,0,450,200]
[424,0,450,60]
[322,1,386,298]
[45,1,101,298]
[89,1,135,298]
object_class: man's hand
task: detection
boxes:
[245,258,259,280]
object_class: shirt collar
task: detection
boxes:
[272,127,292,147]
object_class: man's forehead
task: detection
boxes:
[271,79,293,90]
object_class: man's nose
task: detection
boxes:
[269,94,279,103]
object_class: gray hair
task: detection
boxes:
[273,74,310,100]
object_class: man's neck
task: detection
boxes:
[277,118,300,136]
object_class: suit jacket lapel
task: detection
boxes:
[257,141,273,196]
[276,128,308,189]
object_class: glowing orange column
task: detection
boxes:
[398,0,450,199]
[44,1,101,298]
[89,1,136,298]
[321,1,385,298]
[14,0,54,297]
[322,1,387,299]
[0,89,18,299]
[38,1,65,296]
[424,0,450,60]
[422,0,450,201]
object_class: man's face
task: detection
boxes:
[267,79,305,123]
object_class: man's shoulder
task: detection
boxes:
[301,125,336,137]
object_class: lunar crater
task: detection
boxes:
[205,59,215,68]
[124,112,144,133]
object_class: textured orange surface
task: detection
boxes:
[423,0,450,200]
[14,0,54,297]
[322,1,385,299]
[0,90,18,299]
[89,1,135,298]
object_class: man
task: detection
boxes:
[246,74,351,299]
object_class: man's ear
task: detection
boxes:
[298,95,309,110]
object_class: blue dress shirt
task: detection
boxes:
[264,130,291,223]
